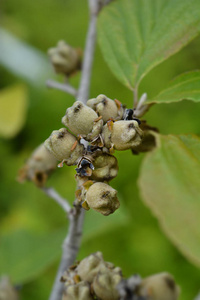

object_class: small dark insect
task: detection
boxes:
[123,109,141,125]
[75,156,94,177]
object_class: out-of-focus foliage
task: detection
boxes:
[0,84,28,138]
[1,0,200,300]
[148,71,200,104]
[0,204,128,284]
[98,0,200,89]
[139,134,200,267]
[0,229,67,284]
[0,29,51,86]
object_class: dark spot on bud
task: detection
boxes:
[74,104,82,113]
[164,276,175,291]
[102,98,107,106]
[128,123,134,129]
[35,171,46,185]
[102,191,110,198]
[57,131,65,138]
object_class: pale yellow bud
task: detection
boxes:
[62,282,92,300]
[103,120,143,151]
[139,272,180,300]
[93,268,122,300]
[44,128,84,165]
[91,153,118,182]
[77,252,104,283]
[87,94,120,123]
[86,182,120,216]
[18,143,57,187]
[48,40,81,76]
[62,101,103,141]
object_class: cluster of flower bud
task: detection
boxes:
[48,40,81,76]
[61,252,180,300]
[61,252,122,300]
[18,143,58,187]
[43,94,156,215]
[18,95,156,214]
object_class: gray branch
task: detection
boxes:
[46,79,77,97]
[42,187,71,214]
[49,208,85,300]
[76,0,101,103]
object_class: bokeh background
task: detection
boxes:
[1,0,200,299]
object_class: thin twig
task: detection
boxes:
[49,207,85,300]
[46,79,77,97]
[42,187,71,214]
[76,0,101,103]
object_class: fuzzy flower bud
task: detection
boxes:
[103,120,143,151]
[62,282,92,300]
[86,182,120,216]
[62,101,103,141]
[87,94,123,123]
[77,252,104,283]
[48,40,81,76]
[91,153,118,182]
[18,143,57,187]
[138,273,180,300]
[44,128,84,165]
[93,267,122,300]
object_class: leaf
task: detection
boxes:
[147,71,200,104]
[0,28,51,86]
[0,84,28,138]
[98,0,200,89]
[0,201,129,284]
[139,133,200,267]
[0,229,66,284]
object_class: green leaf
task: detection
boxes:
[139,134,200,267]
[0,84,28,138]
[0,28,51,86]
[0,229,66,284]
[98,0,200,89]
[148,71,200,104]
[0,201,129,284]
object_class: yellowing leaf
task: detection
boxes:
[0,84,28,138]
[139,134,200,267]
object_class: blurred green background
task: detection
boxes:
[1,0,200,299]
